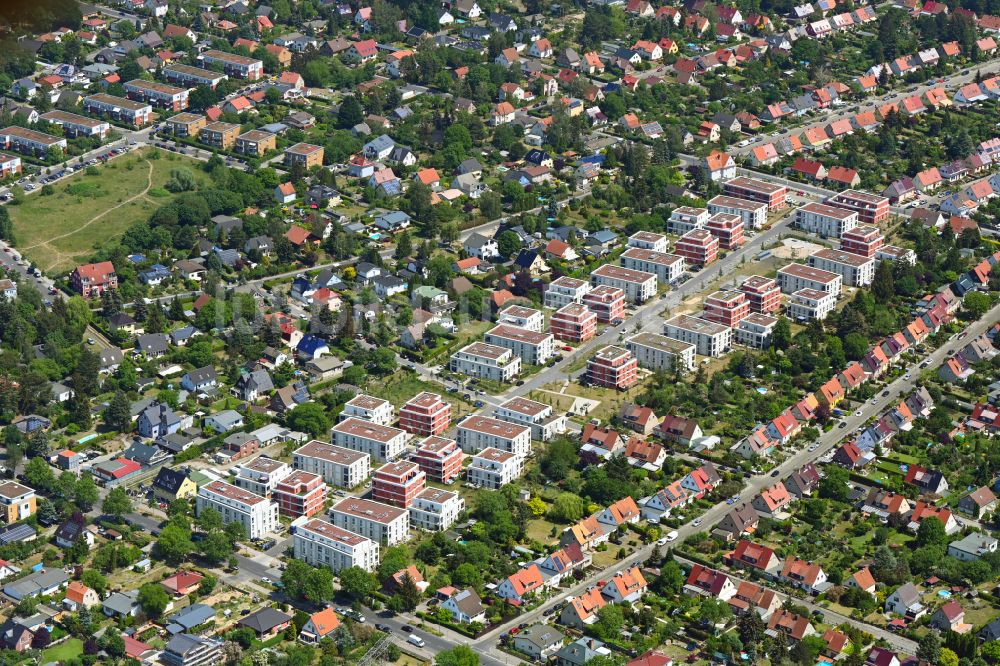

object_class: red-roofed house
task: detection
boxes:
[727,539,781,574]
[71,261,117,299]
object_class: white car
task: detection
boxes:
[664,530,679,542]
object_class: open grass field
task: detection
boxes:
[9,148,209,274]
[42,638,84,663]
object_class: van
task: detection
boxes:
[407,634,426,648]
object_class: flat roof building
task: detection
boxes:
[797,202,859,238]
[292,440,371,488]
[484,324,555,365]
[399,392,451,437]
[788,288,836,321]
[664,314,733,357]
[586,346,638,390]
[494,397,567,442]
[456,415,532,457]
[331,417,408,462]
[583,285,626,323]
[467,448,523,489]
[197,480,278,540]
[777,263,843,296]
[450,342,521,382]
[294,518,380,572]
[627,231,668,253]
[410,436,464,483]
[372,461,426,508]
[675,229,720,267]
[620,247,686,283]
[739,276,781,314]
[409,488,465,532]
[329,497,410,545]
[723,176,788,211]
[625,332,696,372]
[342,395,394,426]
[708,194,768,229]
[550,303,598,343]
[544,276,592,309]
[808,247,876,287]
[825,189,890,224]
[591,264,657,303]
[703,290,751,328]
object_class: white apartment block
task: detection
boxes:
[620,248,686,284]
[450,342,521,382]
[498,305,545,332]
[467,448,524,489]
[341,394,394,425]
[591,264,657,303]
[788,288,837,321]
[292,440,371,488]
[796,202,858,238]
[332,417,408,462]
[707,195,768,229]
[808,248,876,287]
[628,231,669,253]
[234,456,292,497]
[293,518,380,573]
[484,324,555,365]
[544,276,592,309]
[330,497,410,545]
[663,314,733,358]
[735,313,779,349]
[494,396,567,442]
[777,263,843,297]
[409,488,465,531]
[668,206,710,235]
[197,480,278,540]
[456,415,532,456]
[625,331,697,372]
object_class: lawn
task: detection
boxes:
[9,148,210,273]
[42,637,84,663]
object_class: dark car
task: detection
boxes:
[770,469,780,477]
[401,625,414,633]
[375,624,391,632]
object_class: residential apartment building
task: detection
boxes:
[494,396,568,442]
[293,518,380,572]
[163,63,228,88]
[198,50,264,79]
[329,497,410,545]
[591,264,657,303]
[825,189,890,224]
[284,142,324,170]
[664,314,733,357]
[544,276,592,309]
[625,332,697,372]
[331,417,408,462]
[706,212,745,249]
[550,303,597,343]
[83,94,152,126]
[498,305,545,332]
[450,342,521,382]
[739,276,781,314]
[707,195,768,229]
[123,79,189,111]
[467,448,523,489]
[410,436,464,483]
[777,263,843,296]
[0,126,67,155]
[586,346,639,389]
[409,488,465,531]
[840,224,885,257]
[735,313,779,348]
[0,482,36,523]
[235,129,277,156]
[456,415,532,457]
[668,206,710,235]
[341,394,394,426]
[703,290,751,328]
[200,121,240,150]
[484,324,555,365]
[583,286,626,323]
[272,470,327,518]
[372,461,426,508]
[788,288,837,321]
[292,440,371,488]
[196,480,278,540]
[808,248,876,287]
[796,202,859,238]
[234,456,292,497]
[627,231,668,252]
[398,392,451,436]
[675,229,720,267]
[164,112,206,138]
[0,153,20,179]
[70,261,116,299]
[620,247,685,283]
[39,110,110,138]
[723,176,787,210]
